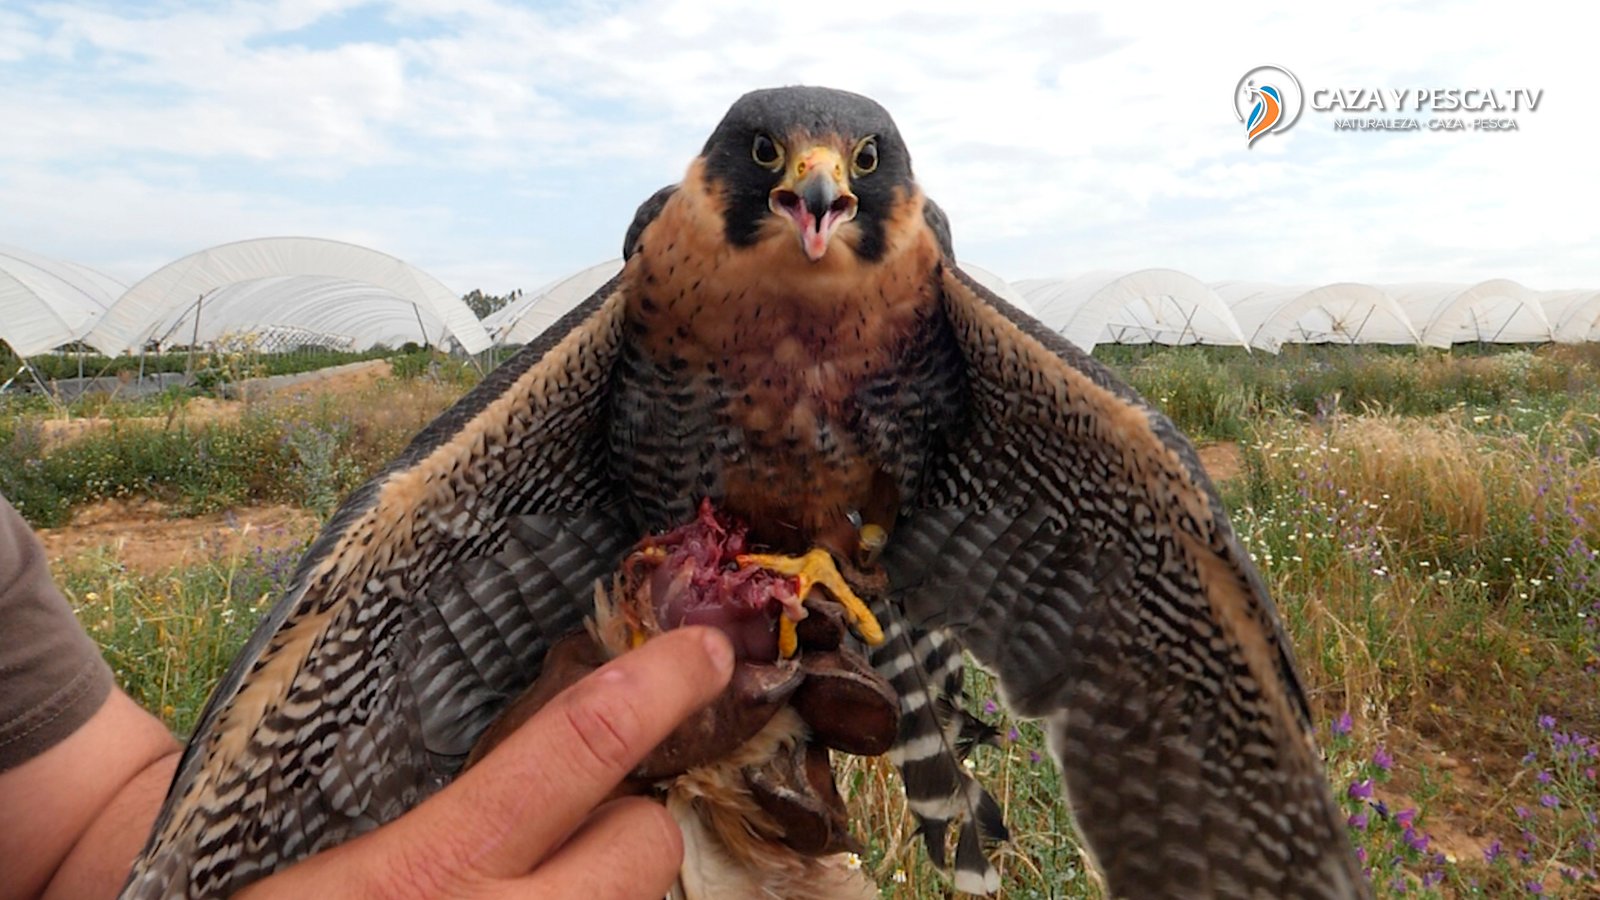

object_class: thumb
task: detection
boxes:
[237,626,734,897]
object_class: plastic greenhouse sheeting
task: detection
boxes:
[0,245,124,356]
[19,231,1600,360]
[1014,269,1248,354]
[485,260,624,347]
[1541,289,1600,343]
[1388,280,1552,347]
[1216,281,1420,352]
[150,276,463,352]
[962,263,1036,316]
[86,237,490,355]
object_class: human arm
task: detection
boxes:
[0,689,180,900]
[4,624,732,900]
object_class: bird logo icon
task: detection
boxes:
[1246,84,1284,145]
[1234,65,1303,147]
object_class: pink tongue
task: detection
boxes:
[802,227,829,260]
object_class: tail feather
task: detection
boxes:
[955,810,1003,895]
[871,608,1008,893]
[939,697,1002,758]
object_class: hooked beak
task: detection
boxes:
[768,145,858,262]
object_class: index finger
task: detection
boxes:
[389,625,735,882]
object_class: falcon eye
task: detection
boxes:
[751,132,783,169]
[852,136,879,175]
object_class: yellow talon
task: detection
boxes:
[737,547,885,646]
[778,616,799,658]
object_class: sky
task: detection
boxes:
[1,0,1595,296]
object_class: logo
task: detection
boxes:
[1234,65,1303,147]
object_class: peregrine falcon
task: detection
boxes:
[122,86,1369,899]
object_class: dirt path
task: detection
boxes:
[34,436,1244,574]
[36,500,319,574]
[36,360,393,449]
[31,360,412,572]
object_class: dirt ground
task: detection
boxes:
[31,363,395,571]
[36,499,319,574]
[35,419,1245,575]
[35,360,393,450]
[1197,441,1242,483]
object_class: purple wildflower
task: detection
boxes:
[1394,807,1416,829]
[1332,712,1353,737]
[1485,840,1503,863]
[1540,714,1558,731]
[1540,794,1560,809]
[1347,812,1368,830]
[1372,746,1393,771]
[1347,779,1373,801]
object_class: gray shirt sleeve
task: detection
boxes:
[0,492,113,772]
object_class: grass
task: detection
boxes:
[2,344,401,383]
[2,370,466,526]
[1105,342,1600,443]
[1229,413,1599,895]
[57,539,304,737]
[32,343,1600,896]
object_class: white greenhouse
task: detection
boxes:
[1388,280,1553,348]
[1541,289,1600,343]
[7,236,1600,381]
[1015,269,1248,354]
[1216,281,1420,352]
[147,276,465,352]
[485,260,624,347]
[0,245,124,357]
[86,237,491,355]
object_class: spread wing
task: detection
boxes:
[122,276,639,899]
[879,265,1369,898]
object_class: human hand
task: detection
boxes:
[235,626,736,900]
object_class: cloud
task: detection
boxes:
[0,0,1594,295]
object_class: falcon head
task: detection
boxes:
[700,86,916,264]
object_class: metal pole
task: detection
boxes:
[184,293,204,383]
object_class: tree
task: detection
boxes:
[461,288,521,320]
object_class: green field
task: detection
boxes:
[12,343,1600,897]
